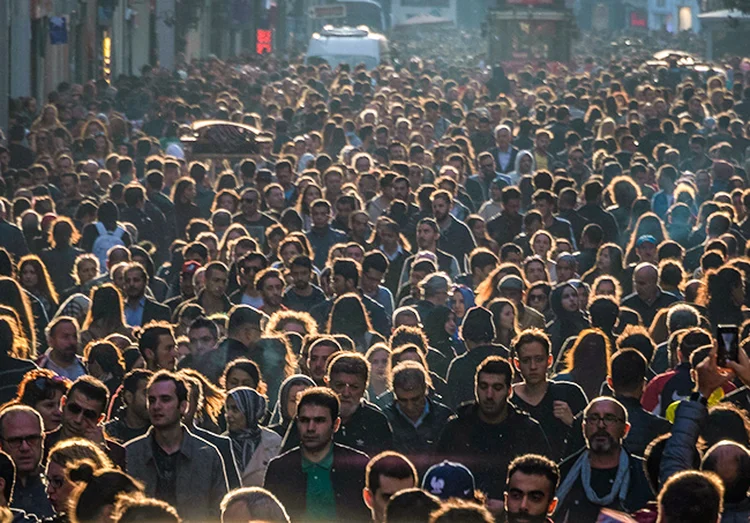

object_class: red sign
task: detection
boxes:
[630,11,647,27]
[257,29,272,54]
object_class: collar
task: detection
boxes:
[301,444,334,471]
[396,397,431,428]
[145,425,193,461]
[380,244,404,260]
[126,296,146,310]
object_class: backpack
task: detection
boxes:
[92,222,125,272]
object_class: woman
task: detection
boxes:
[221,358,267,395]
[40,217,84,294]
[488,298,519,350]
[365,343,391,402]
[296,183,323,231]
[68,461,142,523]
[423,305,460,362]
[466,215,499,254]
[211,189,240,215]
[524,255,550,284]
[546,282,590,361]
[450,285,475,327]
[19,255,59,319]
[83,341,125,396]
[327,293,385,353]
[46,439,112,518]
[700,265,747,329]
[555,328,611,401]
[581,243,626,288]
[0,315,36,404]
[172,177,201,239]
[224,387,281,487]
[530,230,557,282]
[14,369,70,432]
[268,375,315,437]
[80,284,132,348]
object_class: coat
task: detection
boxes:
[237,427,282,487]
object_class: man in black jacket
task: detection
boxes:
[264,387,370,522]
[123,263,170,327]
[438,356,550,513]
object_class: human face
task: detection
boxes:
[561,286,579,312]
[471,220,487,242]
[46,460,74,514]
[476,372,510,419]
[597,248,612,271]
[367,474,416,523]
[311,205,330,229]
[124,268,147,300]
[280,245,302,267]
[634,268,657,301]
[20,264,39,290]
[431,198,450,222]
[361,268,383,295]
[240,260,265,289]
[532,235,551,257]
[328,372,365,420]
[35,391,63,432]
[77,260,98,284]
[286,384,309,420]
[226,369,257,390]
[526,261,546,283]
[583,400,628,455]
[368,350,389,383]
[261,276,284,307]
[394,385,427,423]
[500,304,515,331]
[148,380,185,429]
[224,396,247,432]
[154,333,177,371]
[519,155,533,174]
[505,471,556,523]
[126,379,149,422]
[60,176,77,198]
[533,199,551,218]
[452,292,466,318]
[505,198,521,216]
[352,215,370,240]
[445,312,457,334]
[297,404,337,453]
[49,322,79,362]
[0,412,43,475]
[393,181,409,202]
[290,264,311,290]
[527,290,547,313]
[62,390,104,438]
[308,345,337,384]
[637,243,657,264]
[241,192,259,216]
[346,246,365,264]
[267,187,285,211]
[325,173,343,195]
[205,268,228,297]
[496,128,511,150]
[515,342,550,386]
[332,274,351,296]
[595,280,616,297]
[188,326,217,359]
[416,224,437,250]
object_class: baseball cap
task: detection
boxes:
[182,261,202,275]
[498,274,525,291]
[636,235,657,248]
[421,460,476,500]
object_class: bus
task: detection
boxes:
[390,0,458,27]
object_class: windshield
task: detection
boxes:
[306,54,379,69]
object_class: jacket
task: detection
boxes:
[125,426,228,521]
[446,344,509,408]
[233,427,282,487]
[190,424,242,490]
[263,443,370,522]
[616,396,671,458]
[437,215,476,273]
[659,399,704,488]
[142,297,172,325]
[43,427,126,470]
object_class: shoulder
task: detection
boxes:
[269,447,301,467]
[333,443,370,464]
[261,427,283,445]
[360,400,389,420]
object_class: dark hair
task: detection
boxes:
[610,348,647,393]
[332,258,360,287]
[188,316,219,340]
[84,341,125,382]
[255,268,284,291]
[221,358,263,391]
[386,488,441,523]
[0,450,15,503]
[296,387,340,420]
[113,495,182,523]
[366,451,417,494]
[137,321,174,358]
[17,369,71,407]
[327,352,369,383]
[68,461,142,523]
[476,356,513,386]
[362,251,388,274]
[327,293,372,339]
[147,371,189,403]
[507,454,559,490]
[68,375,110,413]
[616,325,656,363]
[512,328,551,357]
[83,283,125,332]
[122,369,153,396]
[658,470,723,523]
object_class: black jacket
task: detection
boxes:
[436,403,551,499]
[263,443,370,522]
[446,344,509,409]
[142,297,171,325]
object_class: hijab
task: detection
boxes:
[227,387,267,470]
[550,282,590,347]
[270,374,315,426]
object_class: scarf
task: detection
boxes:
[270,374,316,425]
[227,387,267,470]
[556,450,631,509]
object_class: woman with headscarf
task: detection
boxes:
[423,305,460,362]
[267,374,316,437]
[224,387,281,487]
[546,282,590,361]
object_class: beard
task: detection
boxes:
[588,430,617,454]
[506,512,549,523]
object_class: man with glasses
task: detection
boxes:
[44,376,126,470]
[553,397,652,522]
[234,188,278,244]
[230,251,268,309]
[0,406,53,518]
[467,152,511,208]
[0,449,38,523]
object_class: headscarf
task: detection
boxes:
[550,282,590,346]
[451,285,475,321]
[227,387,267,470]
[270,374,315,426]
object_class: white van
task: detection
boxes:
[305,26,389,70]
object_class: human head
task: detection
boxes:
[61,376,109,438]
[295,387,341,454]
[385,488,441,523]
[68,461,142,523]
[475,356,514,420]
[505,454,560,523]
[512,329,552,387]
[137,321,177,371]
[657,470,723,523]
[146,371,189,431]
[582,397,630,456]
[46,438,112,515]
[0,406,44,478]
[363,451,418,523]
[325,353,369,420]
[220,487,290,523]
[46,316,80,363]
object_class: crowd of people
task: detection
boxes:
[0,26,750,523]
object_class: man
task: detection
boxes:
[575,224,603,276]
[44,375,127,468]
[488,125,519,174]
[557,188,589,247]
[165,261,202,313]
[255,268,286,316]
[498,275,546,330]
[220,487,290,523]
[578,180,619,245]
[447,306,509,408]
[684,212,733,272]
[366,173,395,222]
[533,190,575,247]
[123,262,170,327]
[275,159,298,206]
[0,449,37,522]
[486,186,524,248]
[438,356,551,512]
[234,188,278,244]
[120,185,158,247]
[283,353,393,457]
[57,172,84,218]
[457,248,498,291]
[0,406,53,518]
[363,452,418,523]
[383,361,453,473]
[467,152,511,208]
[621,263,680,328]
[657,471,724,523]
[566,146,592,187]
[510,329,588,461]
[126,371,228,521]
[533,130,555,172]
[180,317,219,370]
[282,255,327,312]
[431,190,476,272]
[36,316,86,380]
[263,183,287,217]
[139,321,178,372]
[553,398,652,522]
[306,336,342,386]
[414,272,453,329]
[477,178,506,221]
[398,218,461,288]
[185,261,232,315]
[229,252,268,309]
[105,369,153,444]
[504,454,560,523]
[264,388,370,522]
[306,199,347,269]
[360,251,395,320]
[0,201,28,261]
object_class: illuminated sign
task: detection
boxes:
[257,29,272,54]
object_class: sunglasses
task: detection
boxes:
[66,402,100,421]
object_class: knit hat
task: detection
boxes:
[422,461,476,500]
[460,306,495,343]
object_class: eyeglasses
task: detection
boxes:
[1,434,42,449]
[66,402,100,421]
[47,476,65,490]
[584,414,624,426]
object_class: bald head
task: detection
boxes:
[634,262,659,302]
[702,441,750,504]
